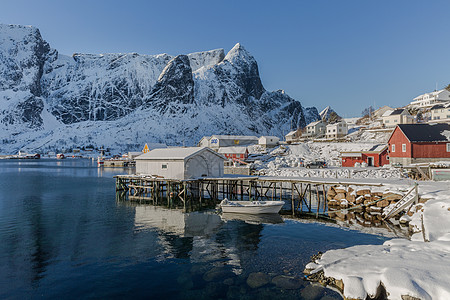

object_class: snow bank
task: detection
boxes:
[307,181,450,299]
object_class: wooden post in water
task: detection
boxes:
[316,185,320,218]
[291,182,295,216]
[240,180,243,200]
[308,184,312,213]
[272,183,275,201]
[279,182,282,201]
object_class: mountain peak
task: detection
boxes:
[224,43,255,63]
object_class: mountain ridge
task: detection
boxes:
[0,24,320,153]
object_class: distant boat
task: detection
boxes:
[11,151,40,159]
[220,199,284,214]
[56,153,65,159]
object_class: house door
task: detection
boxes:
[367,157,374,167]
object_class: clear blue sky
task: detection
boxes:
[2,0,450,117]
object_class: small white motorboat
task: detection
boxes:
[220,199,284,214]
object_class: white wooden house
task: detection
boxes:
[326,121,348,139]
[285,129,302,143]
[410,89,450,108]
[381,108,414,127]
[304,121,326,137]
[430,103,450,121]
[209,135,259,148]
[198,136,211,147]
[258,136,280,147]
[135,147,226,180]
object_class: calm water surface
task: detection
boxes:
[0,159,388,299]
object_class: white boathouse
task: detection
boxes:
[135,147,226,180]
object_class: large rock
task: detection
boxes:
[271,275,303,290]
[247,272,270,288]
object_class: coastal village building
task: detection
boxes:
[208,135,259,148]
[135,147,225,180]
[388,124,450,165]
[381,108,415,127]
[341,145,389,167]
[325,121,348,139]
[285,129,302,143]
[198,136,211,147]
[410,89,450,108]
[217,147,249,161]
[304,121,326,138]
[258,136,280,147]
[373,106,394,119]
[430,103,450,121]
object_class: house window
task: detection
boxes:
[402,144,406,152]
[447,143,450,152]
[392,144,395,152]
[162,164,168,169]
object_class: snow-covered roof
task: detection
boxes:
[381,109,394,117]
[135,147,225,160]
[413,89,446,100]
[326,120,347,128]
[340,144,387,154]
[217,146,248,154]
[285,130,298,137]
[259,136,280,141]
[431,102,450,110]
[306,120,324,127]
[211,135,258,140]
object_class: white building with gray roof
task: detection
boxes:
[135,147,225,180]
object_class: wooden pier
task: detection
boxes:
[115,175,384,216]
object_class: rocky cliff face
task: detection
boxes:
[0,24,320,153]
[0,24,51,131]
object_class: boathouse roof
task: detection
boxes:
[135,147,225,161]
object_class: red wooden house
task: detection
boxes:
[341,144,389,167]
[217,147,249,161]
[388,124,450,166]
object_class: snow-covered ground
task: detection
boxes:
[250,143,405,179]
[305,181,450,300]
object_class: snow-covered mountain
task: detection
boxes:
[0,24,320,153]
[319,106,340,122]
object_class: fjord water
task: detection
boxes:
[0,159,387,299]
